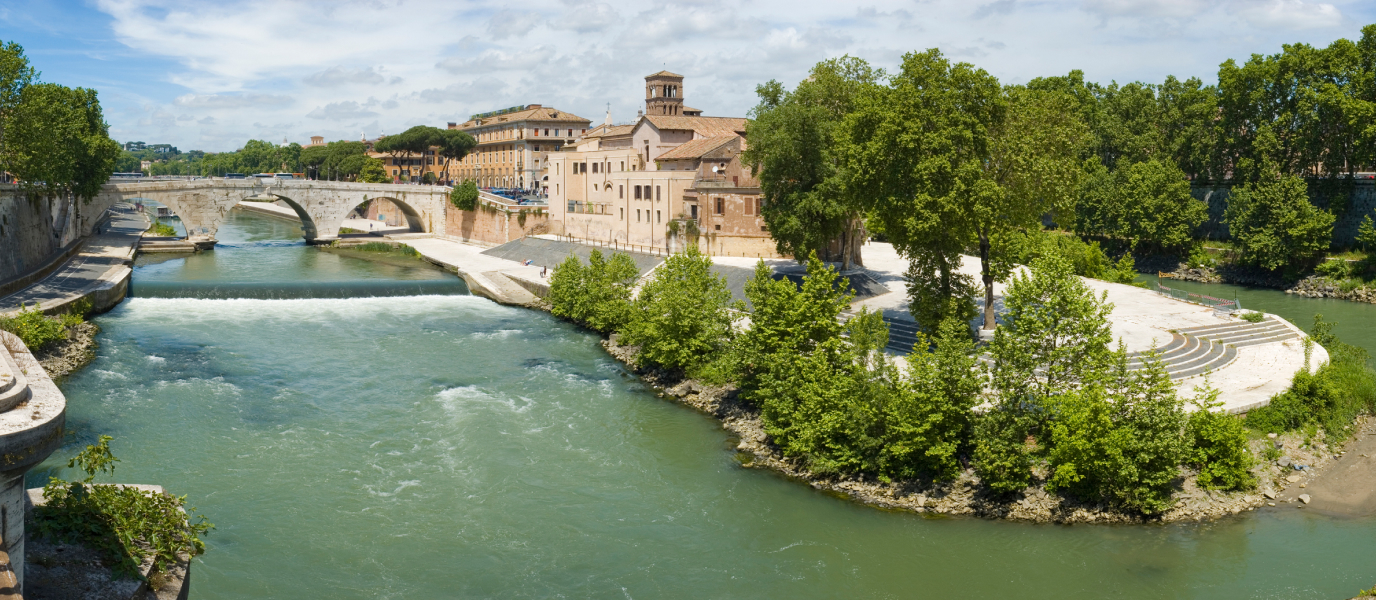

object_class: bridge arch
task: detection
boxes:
[96,179,451,247]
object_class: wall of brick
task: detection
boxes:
[443,202,549,246]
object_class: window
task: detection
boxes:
[592,163,599,174]
[637,209,641,222]
[690,204,698,219]
[656,210,661,223]
[634,185,642,200]
[715,198,723,215]
[620,208,624,220]
[568,201,576,213]
[745,197,754,216]
[715,224,721,231]
[544,129,549,136]
[620,161,625,171]
[619,185,624,199]
[655,186,661,201]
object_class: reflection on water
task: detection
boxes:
[31,210,1376,598]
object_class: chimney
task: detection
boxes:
[447,122,457,129]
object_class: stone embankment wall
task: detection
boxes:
[0,186,118,284]
[441,202,549,247]
[1193,180,1376,246]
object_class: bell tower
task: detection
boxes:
[644,71,685,116]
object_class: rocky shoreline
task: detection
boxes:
[597,334,1319,524]
[1161,263,1376,305]
[33,321,99,380]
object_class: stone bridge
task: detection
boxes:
[95,179,452,246]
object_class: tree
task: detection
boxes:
[7,82,119,201]
[738,253,852,399]
[1185,382,1256,491]
[840,49,1003,331]
[1223,173,1335,272]
[1076,159,1206,253]
[744,57,880,269]
[547,250,639,333]
[977,254,1115,493]
[884,316,983,480]
[449,180,478,211]
[0,40,36,176]
[358,157,389,183]
[1355,215,1376,252]
[620,245,739,373]
[374,126,475,184]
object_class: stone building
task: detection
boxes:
[448,105,591,190]
[546,71,776,257]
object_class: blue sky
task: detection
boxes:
[3,0,1374,153]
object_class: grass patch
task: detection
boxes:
[1239,311,1265,323]
[348,242,421,258]
[339,227,363,234]
[0,303,82,350]
[150,222,177,237]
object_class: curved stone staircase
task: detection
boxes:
[862,312,1299,382]
[1126,317,1299,380]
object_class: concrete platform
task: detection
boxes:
[842,242,1320,413]
[0,204,146,316]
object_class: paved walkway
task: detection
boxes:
[0,204,147,315]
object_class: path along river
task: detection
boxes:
[26,209,1376,598]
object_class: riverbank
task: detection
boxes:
[1162,262,1376,305]
[600,333,1285,524]
[32,321,99,380]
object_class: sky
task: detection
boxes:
[2,0,1374,153]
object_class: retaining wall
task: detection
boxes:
[1194,179,1376,245]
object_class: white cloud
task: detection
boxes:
[303,66,388,87]
[82,0,1375,151]
[174,93,293,108]
[306,101,379,120]
[1238,0,1343,29]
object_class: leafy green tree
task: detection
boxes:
[374,126,475,185]
[744,57,880,269]
[620,246,739,373]
[548,250,640,333]
[1185,382,1256,491]
[737,253,851,399]
[7,82,119,201]
[0,40,36,174]
[977,254,1115,493]
[1223,173,1335,272]
[449,180,478,211]
[884,316,983,480]
[1356,215,1376,252]
[1044,349,1186,514]
[1076,159,1205,253]
[358,157,389,183]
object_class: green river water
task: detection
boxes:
[28,209,1376,598]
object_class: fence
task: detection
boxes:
[1155,282,1241,313]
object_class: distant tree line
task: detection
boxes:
[0,40,120,201]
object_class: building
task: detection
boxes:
[448,104,591,190]
[546,71,776,257]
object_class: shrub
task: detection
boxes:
[32,436,212,580]
[1239,311,1265,323]
[1185,383,1256,490]
[1245,317,1376,444]
[884,316,983,480]
[0,303,68,349]
[737,253,850,397]
[1314,259,1352,280]
[151,222,177,237]
[547,250,638,333]
[449,180,478,211]
[620,245,739,373]
[1044,351,1187,514]
[1186,244,1216,270]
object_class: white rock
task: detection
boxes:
[1299,494,1312,504]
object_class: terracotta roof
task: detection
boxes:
[642,115,747,138]
[656,135,738,160]
[456,106,590,129]
[682,106,702,113]
[584,124,634,138]
[646,70,684,78]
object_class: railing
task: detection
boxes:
[554,233,670,257]
[1156,282,1241,313]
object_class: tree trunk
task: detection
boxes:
[980,228,995,330]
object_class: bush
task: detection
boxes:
[1184,383,1256,490]
[0,303,68,349]
[1244,316,1376,443]
[32,436,212,580]
[547,250,638,333]
[1314,259,1353,280]
[1044,352,1187,514]
[449,180,478,211]
[737,253,850,397]
[619,245,739,373]
[1239,311,1265,323]
[1186,244,1216,270]
[151,222,177,237]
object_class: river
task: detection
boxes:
[28,209,1376,598]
